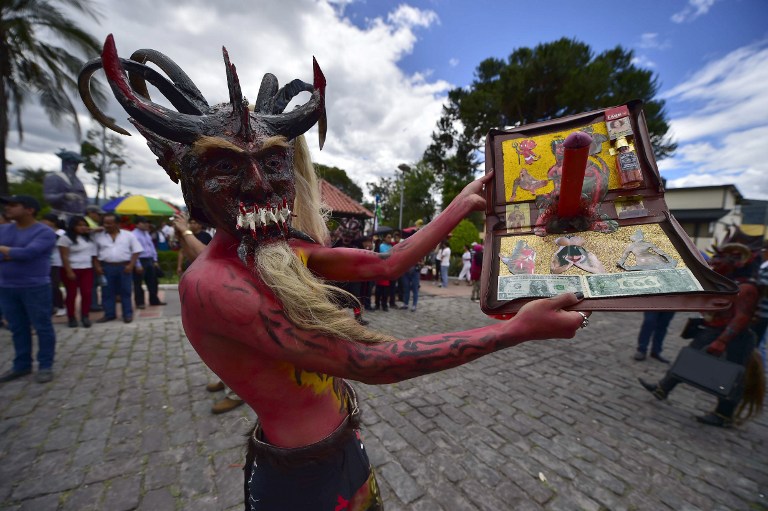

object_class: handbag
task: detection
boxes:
[668,346,744,400]
[680,317,704,339]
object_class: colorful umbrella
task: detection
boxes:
[101,195,179,216]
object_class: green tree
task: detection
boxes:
[81,126,127,203]
[0,0,103,195]
[314,163,364,203]
[448,219,479,255]
[366,161,437,229]
[425,38,676,207]
[8,167,48,212]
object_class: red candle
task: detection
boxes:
[557,131,592,218]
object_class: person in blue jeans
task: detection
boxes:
[92,213,142,323]
[634,311,675,362]
[400,263,421,312]
[0,195,58,384]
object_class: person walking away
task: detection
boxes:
[458,244,472,285]
[131,216,166,309]
[639,243,764,427]
[470,244,483,302]
[633,311,675,363]
[438,240,451,288]
[93,213,142,323]
[40,213,66,316]
[374,235,392,311]
[58,216,97,327]
[0,195,58,383]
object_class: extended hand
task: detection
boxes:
[504,293,587,342]
[706,340,727,357]
[456,171,494,212]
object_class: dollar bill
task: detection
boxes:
[498,275,583,300]
[584,268,702,298]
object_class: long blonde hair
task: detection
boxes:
[253,135,393,345]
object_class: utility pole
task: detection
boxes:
[397,163,411,230]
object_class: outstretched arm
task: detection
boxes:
[184,266,585,385]
[302,172,493,281]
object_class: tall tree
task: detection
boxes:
[314,163,364,203]
[81,126,127,203]
[0,0,103,195]
[425,38,676,207]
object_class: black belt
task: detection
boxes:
[102,261,130,266]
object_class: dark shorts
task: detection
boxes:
[244,383,383,511]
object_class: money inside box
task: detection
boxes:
[481,101,739,313]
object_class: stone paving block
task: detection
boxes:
[377,460,424,504]
[101,475,141,511]
[60,482,105,511]
[459,478,512,511]
[10,467,81,501]
[137,486,176,511]
[16,493,61,511]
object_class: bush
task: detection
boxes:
[157,250,181,284]
[449,219,480,255]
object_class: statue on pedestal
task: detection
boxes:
[43,150,88,220]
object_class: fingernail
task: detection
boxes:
[574,292,584,300]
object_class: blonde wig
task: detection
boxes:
[250,135,393,345]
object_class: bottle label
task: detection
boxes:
[618,151,640,172]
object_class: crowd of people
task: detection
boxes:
[0,194,210,384]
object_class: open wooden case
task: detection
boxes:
[480,100,738,313]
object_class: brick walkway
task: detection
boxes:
[1,285,766,510]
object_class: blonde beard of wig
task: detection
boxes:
[251,135,394,345]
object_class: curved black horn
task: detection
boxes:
[271,79,314,114]
[261,58,327,149]
[261,89,324,143]
[128,49,209,111]
[99,34,207,144]
[79,58,130,136]
[255,73,279,114]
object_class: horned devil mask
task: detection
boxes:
[79,34,326,242]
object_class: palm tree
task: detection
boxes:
[0,0,102,194]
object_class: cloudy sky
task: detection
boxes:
[7,0,768,204]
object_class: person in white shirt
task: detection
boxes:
[439,240,451,288]
[93,213,142,323]
[457,244,472,285]
[58,216,97,328]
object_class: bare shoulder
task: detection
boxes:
[179,257,265,332]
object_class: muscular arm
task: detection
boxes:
[303,172,493,281]
[182,264,584,385]
[713,283,759,348]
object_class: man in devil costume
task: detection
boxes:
[80,36,587,510]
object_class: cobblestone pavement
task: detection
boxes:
[1,284,766,510]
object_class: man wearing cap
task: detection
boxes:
[43,149,88,221]
[93,213,142,323]
[0,195,58,383]
[131,216,165,309]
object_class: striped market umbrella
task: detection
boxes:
[101,195,179,216]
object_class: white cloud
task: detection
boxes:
[6,0,450,205]
[659,40,768,199]
[637,33,669,50]
[663,42,768,142]
[631,54,656,69]
[449,57,459,67]
[671,0,717,23]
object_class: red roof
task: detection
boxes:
[319,179,373,218]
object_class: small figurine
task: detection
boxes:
[617,229,677,271]
[550,235,605,274]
